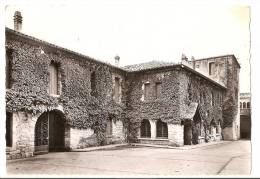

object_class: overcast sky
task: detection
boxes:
[4,1,250,92]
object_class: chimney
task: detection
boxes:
[191,56,195,69]
[181,54,188,61]
[14,11,22,31]
[114,55,120,66]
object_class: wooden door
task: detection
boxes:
[49,111,65,152]
[35,113,49,154]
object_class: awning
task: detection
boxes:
[180,102,199,121]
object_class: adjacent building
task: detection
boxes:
[240,93,251,139]
[5,11,240,159]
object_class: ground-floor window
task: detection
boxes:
[6,112,12,147]
[156,119,168,138]
[140,119,151,138]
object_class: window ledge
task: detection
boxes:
[139,138,169,141]
[50,94,60,98]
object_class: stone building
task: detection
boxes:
[240,93,251,139]
[5,12,240,159]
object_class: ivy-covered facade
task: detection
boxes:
[5,27,240,159]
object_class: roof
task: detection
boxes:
[123,60,177,72]
[5,27,124,72]
[5,27,228,89]
[180,102,199,120]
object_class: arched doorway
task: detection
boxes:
[35,110,65,154]
[140,119,151,138]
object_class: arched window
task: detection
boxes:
[247,102,250,109]
[140,119,151,138]
[156,119,168,138]
[49,62,59,95]
[243,102,246,109]
[240,102,242,109]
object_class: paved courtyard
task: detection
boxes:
[6,140,251,177]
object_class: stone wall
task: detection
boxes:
[125,69,181,142]
[222,56,240,140]
[168,124,183,146]
[190,56,228,87]
[5,29,127,159]
[70,128,95,149]
[107,119,126,144]
[6,112,34,159]
[179,68,224,126]
[184,55,240,141]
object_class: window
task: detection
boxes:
[49,62,59,95]
[155,82,162,99]
[144,83,150,101]
[90,72,96,96]
[240,102,242,109]
[247,102,250,109]
[6,50,12,89]
[140,119,151,138]
[114,77,120,102]
[216,121,221,134]
[211,91,214,106]
[6,112,12,147]
[156,119,168,138]
[106,117,113,136]
[209,62,215,75]
[243,102,246,109]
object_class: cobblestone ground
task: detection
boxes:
[5,140,251,177]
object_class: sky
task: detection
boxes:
[4,1,250,92]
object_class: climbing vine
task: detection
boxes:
[5,38,126,145]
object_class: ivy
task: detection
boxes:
[6,39,126,145]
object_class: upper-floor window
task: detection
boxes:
[114,77,120,102]
[247,102,251,109]
[144,83,150,101]
[155,82,162,99]
[211,91,214,106]
[209,62,215,75]
[6,50,12,89]
[240,102,242,109]
[49,62,59,95]
[90,72,97,97]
